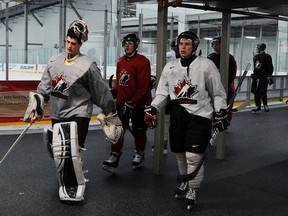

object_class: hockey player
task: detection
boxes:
[144,31,229,209]
[208,36,237,103]
[23,20,122,201]
[251,43,274,113]
[102,33,152,172]
[208,35,237,121]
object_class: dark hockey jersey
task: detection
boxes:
[113,53,152,108]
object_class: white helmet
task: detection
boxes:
[68,20,89,43]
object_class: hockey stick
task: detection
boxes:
[108,74,114,88]
[232,100,250,112]
[177,63,251,183]
[108,74,135,137]
[0,117,36,168]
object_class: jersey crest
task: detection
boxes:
[173,76,198,104]
[119,69,130,87]
[255,60,262,69]
[51,73,69,99]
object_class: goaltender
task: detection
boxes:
[23,20,123,202]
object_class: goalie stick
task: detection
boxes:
[0,117,36,168]
[177,63,251,183]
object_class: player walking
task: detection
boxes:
[102,33,152,172]
[144,31,229,209]
[24,20,122,201]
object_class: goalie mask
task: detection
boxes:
[68,20,89,44]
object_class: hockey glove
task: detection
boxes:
[120,101,136,119]
[150,75,156,90]
[144,105,158,129]
[267,76,274,86]
[23,92,45,122]
[97,112,124,144]
[212,109,230,132]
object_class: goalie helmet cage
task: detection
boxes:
[177,63,251,183]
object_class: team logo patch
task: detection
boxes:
[173,76,198,104]
[51,73,69,99]
[255,60,262,69]
[119,69,130,87]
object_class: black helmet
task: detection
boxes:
[171,37,177,48]
[211,35,221,46]
[177,31,200,51]
[122,33,140,48]
[256,43,266,51]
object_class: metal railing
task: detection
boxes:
[234,75,288,103]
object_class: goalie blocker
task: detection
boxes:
[47,122,88,201]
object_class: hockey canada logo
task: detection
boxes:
[51,73,69,99]
[173,76,198,104]
[119,69,130,87]
[255,60,262,69]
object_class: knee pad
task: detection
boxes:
[52,121,88,201]
[186,152,204,189]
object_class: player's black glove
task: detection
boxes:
[267,76,274,85]
[120,101,136,119]
[144,105,158,129]
[150,75,156,90]
[212,109,229,132]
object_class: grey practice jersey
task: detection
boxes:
[37,52,115,120]
[151,56,227,120]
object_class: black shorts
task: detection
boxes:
[251,78,268,94]
[169,103,212,154]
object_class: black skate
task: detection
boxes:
[252,106,261,113]
[186,188,198,210]
[175,182,188,199]
[132,151,145,169]
[102,152,120,173]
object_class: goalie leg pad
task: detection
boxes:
[43,127,53,159]
[52,122,88,201]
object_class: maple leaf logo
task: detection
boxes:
[119,69,130,86]
[52,73,68,92]
[173,76,198,104]
[51,73,69,99]
[255,60,262,69]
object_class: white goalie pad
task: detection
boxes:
[52,122,88,201]
[43,127,53,159]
